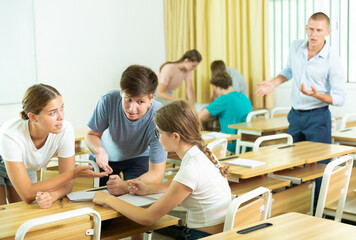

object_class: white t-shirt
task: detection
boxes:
[0,118,75,171]
[174,145,231,228]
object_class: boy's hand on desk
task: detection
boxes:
[127,179,147,196]
[36,192,53,209]
[107,175,128,196]
[95,147,113,174]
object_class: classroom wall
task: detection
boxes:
[0,0,166,128]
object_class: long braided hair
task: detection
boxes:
[154,100,229,177]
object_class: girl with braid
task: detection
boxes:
[93,100,231,240]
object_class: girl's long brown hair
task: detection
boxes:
[154,100,229,177]
[159,49,202,72]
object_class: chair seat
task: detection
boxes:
[271,163,327,184]
[229,176,290,196]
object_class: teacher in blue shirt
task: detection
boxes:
[256,12,346,146]
[256,12,346,213]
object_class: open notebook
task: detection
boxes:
[224,158,266,168]
[67,190,163,207]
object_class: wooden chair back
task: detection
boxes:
[315,155,353,222]
[224,187,272,231]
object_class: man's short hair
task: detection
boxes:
[120,65,158,97]
[210,60,227,77]
[309,12,330,27]
[210,72,232,89]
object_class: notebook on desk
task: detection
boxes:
[66,190,163,207]
[225,158,266,168]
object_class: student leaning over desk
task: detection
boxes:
[0,84,107,208]
[156,49,202,106]
[93,100,232,240]
[85,65,167,196]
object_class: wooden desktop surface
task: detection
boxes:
[0,198,117,239]
[332,127,356,142]
[0,197,179,239]
[228,117,289,132]
[202,212,356,240]
[223,141,356,179]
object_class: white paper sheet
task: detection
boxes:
[225,158,266,168]
[66,190,163,207]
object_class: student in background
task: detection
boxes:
[210,60,248,101]
[156,49,202,105]
[0,84,107,208]
[199,72,252,153]
[93,100,231,240]
[85,65,167,196]
[256,12,346,211]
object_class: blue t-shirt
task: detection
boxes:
[87,90,167,163]
[206,91,252,152]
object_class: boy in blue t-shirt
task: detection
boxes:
[199,72,252,152]
[86,65,167,196]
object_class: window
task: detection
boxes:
[269,0,355,83]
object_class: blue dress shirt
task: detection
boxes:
[279,40,346,110]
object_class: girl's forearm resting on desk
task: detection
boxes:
[5,161,106,203]
[94,180,191,226]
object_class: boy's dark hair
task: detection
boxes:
[210,60,227,77]
[210,72,232,90]
[120,65,158,97]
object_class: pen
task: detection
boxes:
[60,198,64,208]
[219,156,239,161]
[277,144,295,149]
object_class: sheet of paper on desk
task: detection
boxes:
[118,193,163,206]
[67,190,110,202]
[67,190,163,206]
[202,132,231,140]
[225,158,266,168]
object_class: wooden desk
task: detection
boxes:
[332,127,356,145]
[0,198,179,239]
[228,117,289,133]
[224,141,356,180]
[202,212,356,240]
[228,117,289,153]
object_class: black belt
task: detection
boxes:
[294,106,328,112]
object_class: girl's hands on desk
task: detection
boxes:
[95,147,113,174]
[127,179,147,196]
[93,191,111,206]
[73,165,108,178]
[36,192,53,209]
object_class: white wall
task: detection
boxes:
[0,0,166,128]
